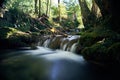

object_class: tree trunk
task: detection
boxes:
[94,0,112,18]
[73,11,77,21]
[58,0,61,22]
[91,0,102,18]
[78,0,96,29]
[46,0,49,16]
[38,0,41,17]
[94,0,120,33]
[48,0,51,17]
[34,0,38,14]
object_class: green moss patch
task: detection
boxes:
[0,27,39,49]
[78,26,120,64]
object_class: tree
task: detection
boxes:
[78,0,96,29]
[38,0,41,17]
[63,0,79,20]
[58,0,61,22]
[34,0,38,14]
[91,0,101,18]
[48,0,51,16]
[46,0,49,16]
[94,0,120,33]
[46,0,52,17]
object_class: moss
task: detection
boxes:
[107,42,120,63]
[80,27,120,64]
[0,27,18,39]
[79,26,120,50]
[79,31,104,47]
[0,27,39,49]
[8,32,31,47]
[30,32,40,43]
[81,43,107,62]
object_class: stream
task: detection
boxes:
[0,46,120,80]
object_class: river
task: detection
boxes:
[0,46,119,80]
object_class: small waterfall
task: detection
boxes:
[62,43,68,51]
[37,42,41,46]
[40,35,80,53]
[43,39,51,47]
[60,39,68,49]
[70,43,78,53]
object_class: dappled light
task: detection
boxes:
[50,27,56,33]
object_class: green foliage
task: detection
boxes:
[0,8,45,32]
[63,0,79,14]
[61,18,74,28]
[52,17,80,28]
[51,6,59,16]
[60,17,74,28]
[51,4,67,17]
[5,0,34,15]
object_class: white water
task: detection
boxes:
[62,43,68,51]
[43,39,51,47]
[66,35,80,41]
[41,35,80,53]
[70,43,78,52]
[25,46,84,62]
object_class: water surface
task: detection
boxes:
[0,47,119,80]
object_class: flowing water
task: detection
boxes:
[0,46,120,80]
[40,35,80,52]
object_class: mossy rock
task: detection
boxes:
[81,43,108,62]
[79,26,120,51]
[8,32,31,47]
[30,32,40,43]
[81,42,120,64]
[79,31,104,47]
[0,27,39,49]
[49,36,64,49]
[107,42,120,63]
[0,27,18,39]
